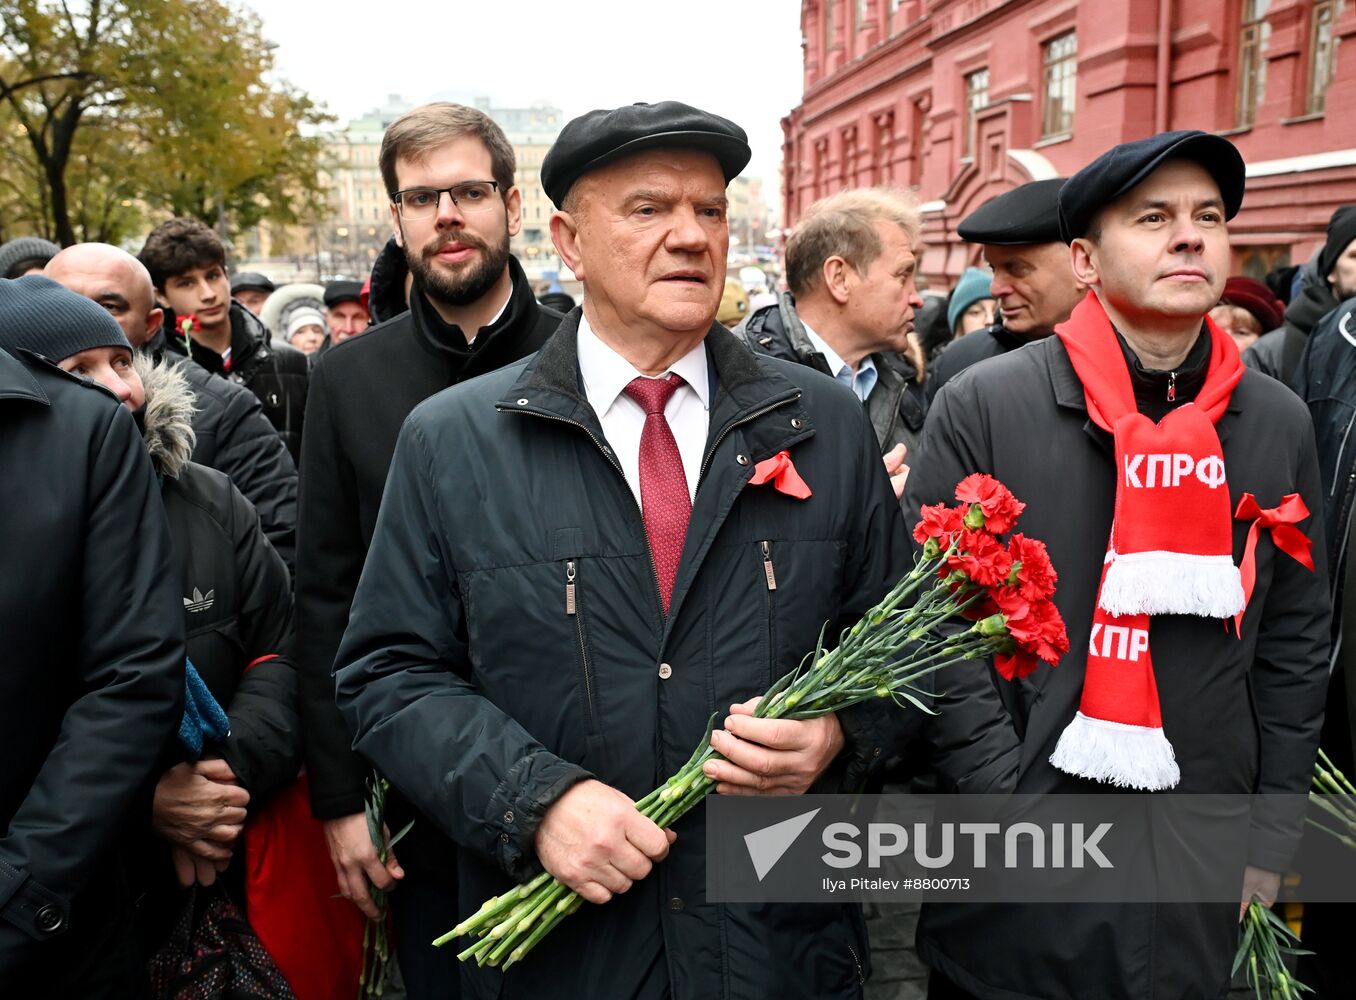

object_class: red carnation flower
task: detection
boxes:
[955,474,1026,534]
[944,529,1012,589]
[1024,599,1070,665]
[1007,533,1058,602]
[913,502,965,546]
[994,648,1042,681]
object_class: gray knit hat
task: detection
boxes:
[0,274,133,363]
[0,237,61,280]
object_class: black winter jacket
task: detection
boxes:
[296,257,561,829]
[1292,294,1356,578]
[0,349,185,994]
[131,359,301,943]
[333,316,1018,1000]
[162,300,309,465]
[924,321,1027,403]
[1242,264,1338,386]
[143,328,298,569]
[139,359,301,795]
[368,236,410,324]
[907,330,1331,1000]
[734,292,927,456]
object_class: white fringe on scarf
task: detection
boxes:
[1099,550,1244,619]
[1049,712,1181,791]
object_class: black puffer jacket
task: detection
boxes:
[734,292,927,457]
[924,321,1028,403]
[162,300,309,465]
[143,328,298,570]
[1243,263,1339,386]
[297,256,561,832]
[0,349,184,994]
[333,316,1017,1000]
[367,236,410,324]
[131,359,301,943]
[139,357,301,793]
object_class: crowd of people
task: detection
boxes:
[0,95,1351,1000]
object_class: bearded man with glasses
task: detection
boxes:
[293,102,564,997]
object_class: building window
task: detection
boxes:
[1309,0,1345,114]
[824,0,836,56]
[1041,31,1077,138]
[857,0,869,27]
[1237,0,1272,127]
[963,68,989,158]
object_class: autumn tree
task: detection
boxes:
[0,0,332,246]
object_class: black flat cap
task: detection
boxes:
[230,271,275,294]
[958,178,1066,246]
[541,101,751,208]
[1057,130,1245,244]
[324,280,364,308]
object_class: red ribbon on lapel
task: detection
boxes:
[748,450,812,500]
[1233,492,1315,633]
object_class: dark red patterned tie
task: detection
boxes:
[623,374,691,613]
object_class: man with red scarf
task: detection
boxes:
[905,131,1332,999]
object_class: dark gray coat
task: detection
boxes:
[906,334,1332,1000]
[333,317,1016,1000]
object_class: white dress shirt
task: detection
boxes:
[803,322,877,402]
[577,315,710,505]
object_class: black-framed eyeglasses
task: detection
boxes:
[391,180,500,220]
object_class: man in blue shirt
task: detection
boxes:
[735,187,926,496]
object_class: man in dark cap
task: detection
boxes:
[926,177,1086,400]
[230,271,275,316]
[1244,204,1356,384]
[908,130,1330,1000]
[0,236,60,279]
[323,279,369,346]
[333,100,1015,1000]
[293,101,562,997]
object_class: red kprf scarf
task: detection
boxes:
[1050,293,1244,790]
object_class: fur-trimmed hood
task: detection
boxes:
[135,354,197,478]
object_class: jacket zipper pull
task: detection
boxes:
[761,541,777,591]
[1166,370,1177,403]
[566,560,577,615]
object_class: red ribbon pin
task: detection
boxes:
[748,450,812,500]
[1233,492,1315,633]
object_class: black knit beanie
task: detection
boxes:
[0,274,133,362]
[1319,206,1356,283]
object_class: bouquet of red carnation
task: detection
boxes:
[442,474,1068,969]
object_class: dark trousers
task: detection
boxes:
[390,876,461,1000]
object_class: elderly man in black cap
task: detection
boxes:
[926,177,1086,401]
[332,101,1013,999]
[907,131,1330,999]
[323,279,369,346]
[230,271,275,316]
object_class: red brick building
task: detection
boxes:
[782,0,1356,285]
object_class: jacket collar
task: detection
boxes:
[1048,324,1244,446]
[411,254,538,363]
[0,347,49,405]
[500,308,804,435]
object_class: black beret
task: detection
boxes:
[230,271,275,294]
[324,280,364,308]
[1057,130,1245,244]
[541,101,751,209]
[958,178,1066,246]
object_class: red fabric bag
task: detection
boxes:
[244,774,367,1000]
